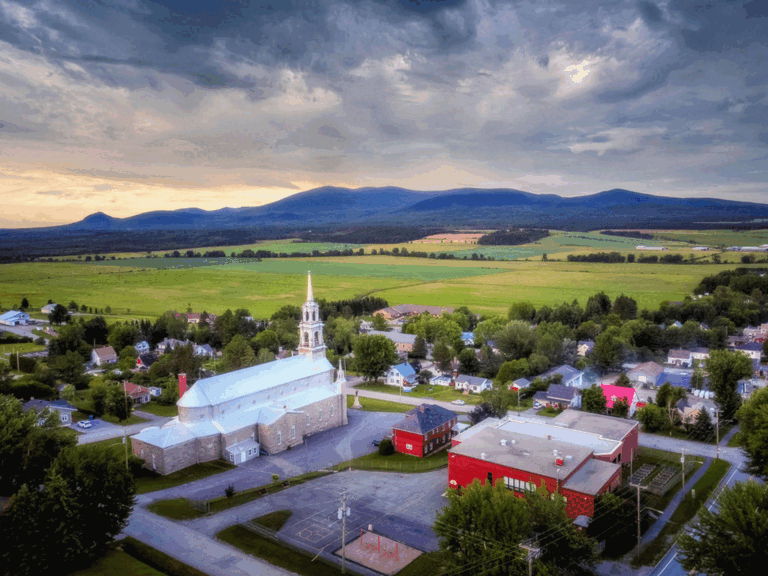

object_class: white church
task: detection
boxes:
[132,272,348,475]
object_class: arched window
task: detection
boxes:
[314,331,320,345]
[305,311,309,321]
[303,332,309,346]
[312,310,316,321]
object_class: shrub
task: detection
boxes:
[225,484,235,499]
[378,438,395,456]
[271,473,280,484]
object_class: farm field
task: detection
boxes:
[0,257,750,320]
[650,228,768,247]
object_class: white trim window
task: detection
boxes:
[277,431,282,445]
[504,477,534,493]
[291,426,296,439]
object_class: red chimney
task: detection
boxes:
[178,373,187,398]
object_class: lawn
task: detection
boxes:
[217,524,351,576]
[149,471,333,519]
[536,407,562,418]
[67,547,167,576]
[83,438,236,494]
[334,447,449,473]
[346,395,415,413]
[253,509,293,531]
[136,402,178,417]
[119,537,209,576]
[355,382,484,405]
[634,458,731,567]
[72,389,150,426]
[0,342,46,354]
[727,431,742,447]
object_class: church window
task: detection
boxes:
[330,406,334,417]
[277,431,282,445]
[304,332,309,346]
[314,332,320,345]
[319,409,323,420]
[292,426,296,439]
[313,310,316,321]
[305,311,309,321]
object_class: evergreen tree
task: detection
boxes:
[690,409,715,442]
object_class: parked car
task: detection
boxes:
[77,420,92,429]
[451,399,466,406]
[371,439,381,447]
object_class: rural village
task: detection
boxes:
[2,237,768,576]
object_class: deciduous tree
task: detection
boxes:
[48,303,69,325]
[581,385,607,414]
[371,314,389,331]
[705,349,752,420]
[736,387,768,480]
[353,334,399,382]
[678,481,768,575]
[220,334,257,373]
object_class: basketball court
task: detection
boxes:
[334,530,422,575]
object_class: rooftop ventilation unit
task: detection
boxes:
[480,452,487,460]
[555,457,564,466]
[500,439,508,446]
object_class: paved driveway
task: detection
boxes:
[138,410,405,502]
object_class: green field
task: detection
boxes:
[0,251,754,320]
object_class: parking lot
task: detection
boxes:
[187,467,448,555]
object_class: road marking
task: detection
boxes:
[657,549,679,575]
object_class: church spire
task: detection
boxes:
[307,271,314,302]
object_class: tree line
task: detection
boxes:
[477,228,550,245]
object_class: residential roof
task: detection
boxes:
[733,342,763,352]
[454,374,491,386]
[23,399,77,413]
[225,438,259,456]
[177,354,334,408]
[124,382,151,398]
[393,403,457,434]
[562,458,621,496]
[450,426,594,480]
[92,346,117,361]
[376,304,455,317]
[545,384,577,402]
[367,330,418,344]
[461,332,474,340]
[542,365,583,384]
[668,349,692,359]
[628,361,664,377]
[511,378,531,389]
[550,410,638,441]
[132,423,196,448]
[660,371,693,389]
[601,384,636,409]
[691,347,710,355]
[577,340,595,349]
[391,362,416,378]
[137,354,158,368]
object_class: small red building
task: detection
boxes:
[449,411,638,519]
[392,404,458,458]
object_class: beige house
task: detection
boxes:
[131,273,348,474]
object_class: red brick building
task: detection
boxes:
[392,404,458,458]
[448,411,638,519]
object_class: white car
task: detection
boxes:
[451,399,466,406]
[77,420,92,429]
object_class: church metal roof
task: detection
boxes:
[178,354,334,408]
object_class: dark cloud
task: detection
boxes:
[637,1,664,24]
[318,125,344,140]
[0,121,34,133]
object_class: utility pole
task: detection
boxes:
[338,492,350,573]
[715,408,720,460]
[681,448,686,495]
[630,482,642,561]
[123,429,129,471]
[519,540,541,576]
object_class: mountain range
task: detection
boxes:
[59,187,768,231]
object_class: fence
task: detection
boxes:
[241,521,278,542]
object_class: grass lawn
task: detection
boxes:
[217,524,350,576]
[646,421,735,446]
[149,471,332,519]
[727,431,742,447]
[67,547,167,576]
[253,509,293,531]
[136,460,236,494]
[346,395,415,413]
[396,551,447,576]
[355,382,484,405]
[101,413,150,426]
[72,390,149,426]
[536,407,562,418]
[634,458,731,567]
[119,537,208,576]
[0,342,46,354]
[136,402,178,417]
[334,447,449,473]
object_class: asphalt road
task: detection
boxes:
[344,377,474,413]
[76,410,173,444]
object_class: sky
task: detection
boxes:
[1,0,767,227]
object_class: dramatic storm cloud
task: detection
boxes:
[0,0,766,225]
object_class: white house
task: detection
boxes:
[667,349,693,368]
[454,374,492,393]
[91,346,118,366]
[541,365,584,389]
[430,374,453,387]
[731,342,763,361]
[0,310,30,326]
[193,343,216,358]
[461,332,475,346]
[41,303,58,314]
[690,347,710,362]
[135,340,150,354]
[386,363,417,387]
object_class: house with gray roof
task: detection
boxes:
[22,399,77,426]
[454,374,492,393]
[367,330,418,353]
[532,384,580,410]
[392,403,458,458]
[541,365,584,388]
[91,346,117,366]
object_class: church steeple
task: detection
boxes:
[298,271,326,361]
